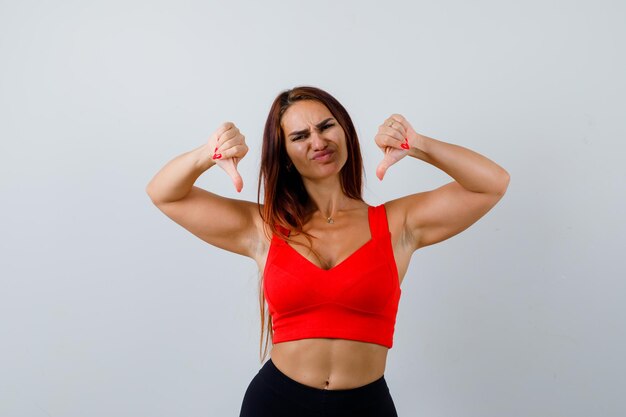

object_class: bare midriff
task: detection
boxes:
[269,337,389,390]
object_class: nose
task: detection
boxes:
[310,130,328,150]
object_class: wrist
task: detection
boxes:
[192,143,217,171]
[408,133,430,160]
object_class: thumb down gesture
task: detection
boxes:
[209,122,248,192]
[375,114,417,180]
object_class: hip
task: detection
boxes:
[239,358,398,417]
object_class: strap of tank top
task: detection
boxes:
[275,224,291,237]
[369,204,389,238]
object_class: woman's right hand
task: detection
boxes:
[208,122,248,192]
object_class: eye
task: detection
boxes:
[291,124,335,141]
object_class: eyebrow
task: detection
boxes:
[288,118,335,137]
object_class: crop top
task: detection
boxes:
[263,204,402,349]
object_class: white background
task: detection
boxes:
[1,0,624,416]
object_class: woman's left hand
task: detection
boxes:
[375,114,418,180]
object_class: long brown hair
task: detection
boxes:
[255,86,365,362]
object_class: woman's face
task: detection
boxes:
[280,100,348,180]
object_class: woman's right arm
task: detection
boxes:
[145,123,261,258]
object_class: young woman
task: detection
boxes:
[146,86,510,416]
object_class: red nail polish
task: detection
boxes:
[213,153,222,159]
[214,146,218,152]
[401,143,409,149]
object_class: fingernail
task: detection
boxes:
[213,153,222,159]
[401,143,409,149]
[214,146,218,152]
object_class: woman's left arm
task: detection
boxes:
[377,114,510,250]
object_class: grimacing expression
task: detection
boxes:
[280,100,348,180]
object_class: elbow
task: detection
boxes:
[495,169,510,196]
[145,182,154,198]
[145,182,161,205]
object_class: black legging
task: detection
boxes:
[239,358,399,417]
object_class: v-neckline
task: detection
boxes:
[281,206,374,273]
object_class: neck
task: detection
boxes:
[302,176,351,221]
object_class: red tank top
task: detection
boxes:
[263,204,402,348]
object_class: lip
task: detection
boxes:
[311,150,334,161]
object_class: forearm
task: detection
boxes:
[410,134,510,194]
[146,143,216,204]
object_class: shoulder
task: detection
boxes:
[381,190,445,251]
[249,203,275,260]
[379,198,410,228]
[378,199,419,252]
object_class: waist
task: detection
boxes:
[270,337,389,390]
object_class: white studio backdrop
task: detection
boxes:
[1,0,624,416]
